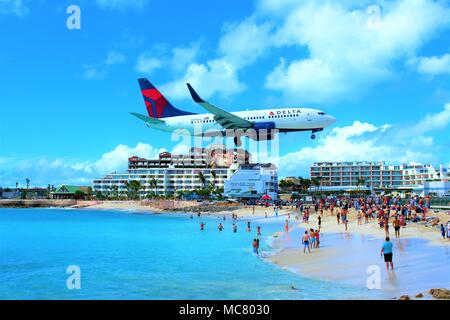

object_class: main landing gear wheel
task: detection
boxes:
[311,134,316,139]
[234,136,242,147]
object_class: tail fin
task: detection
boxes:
[138,78,195,118]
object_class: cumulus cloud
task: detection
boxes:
[82,50,127,79]
[264,0,450,102]
[276,103,450,177]
[0,143,165,187]
[0,0,29,17]
[150,0,450,103]
[161,59,245,100]
[409,54,450,75]
[96,0,149,10]
[93,142,164,173]
[135,54,163,74]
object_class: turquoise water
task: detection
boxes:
[0,208,375,300]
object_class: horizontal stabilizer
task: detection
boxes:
[130,112,164,124]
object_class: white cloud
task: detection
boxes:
[161,59,246,100]
[93,142,164,173]
[0,143,165,187]
[105,50,127,65]
[277,103,450,177]
[82,51,127,79]
[264,0,450,102]
[96,0,149,10]
[135,54,163,74]
[0,0,29,17]
[409,54,450,75]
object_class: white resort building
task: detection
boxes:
[224,163,278,200]
[310,161,450,195]
[93,145,251,198]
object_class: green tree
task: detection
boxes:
[124,180,143,200]
[74,190,85,200]
[356,177,366,193]
[197,172,206,189]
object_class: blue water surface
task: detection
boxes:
[0,208,377,299]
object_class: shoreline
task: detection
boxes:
[2,200,449,299]
[264,208,450,299]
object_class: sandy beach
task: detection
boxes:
[263,207,450,299]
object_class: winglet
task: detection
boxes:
[186,83,205,103]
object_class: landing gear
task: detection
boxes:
[234,136,242,147]
[311,128,323,140]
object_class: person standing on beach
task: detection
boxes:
[447,221,450,239]
[393,216,401,238]
[318,215,322,229]
[302,231,311,253]
[384,218,389,237]
[381,237,394,271]
[315,229,320,248]
[440,224,446,239]
[357,211,362,225]
[309,229,316,249]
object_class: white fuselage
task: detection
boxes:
[162,107,336,135]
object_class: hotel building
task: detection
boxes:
[310,161,449,190]
[93,145,251,197]
[224,163,278,200]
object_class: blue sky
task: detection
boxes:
[1,0,450,187]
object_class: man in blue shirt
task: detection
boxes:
[381,237,394,271]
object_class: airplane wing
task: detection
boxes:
[186,83,253,130]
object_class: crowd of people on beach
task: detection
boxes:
[196,194,449,269]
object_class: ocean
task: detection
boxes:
[0,208,378,300]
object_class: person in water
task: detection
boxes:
[252,239,258,254]
[247,221,251,232]
[218,223,223,231]
[257,226,261,236]
[256,239,260,255]
[381,237,394,271]
[285,220,289,233]
[302,231,311,254]
[233,223,237,233]
[200,222,205,231]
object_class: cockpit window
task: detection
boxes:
[318,112,326,115]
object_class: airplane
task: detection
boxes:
[130,78,336,146]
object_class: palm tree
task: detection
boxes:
[25,178,30,199]
[211,171,217,185]
[356,177,366,193]
[124,180,143,200]
[197,172,206,189]
[149,178,158,197]
[311,177,320,193]
[111,185,119,199]
[301,178,312,193]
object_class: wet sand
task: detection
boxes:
[265,213,450,299]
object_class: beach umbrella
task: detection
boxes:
[261,194,272,200]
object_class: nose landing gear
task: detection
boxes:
[311,128,323,140]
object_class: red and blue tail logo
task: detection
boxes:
[138,78,195,118]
